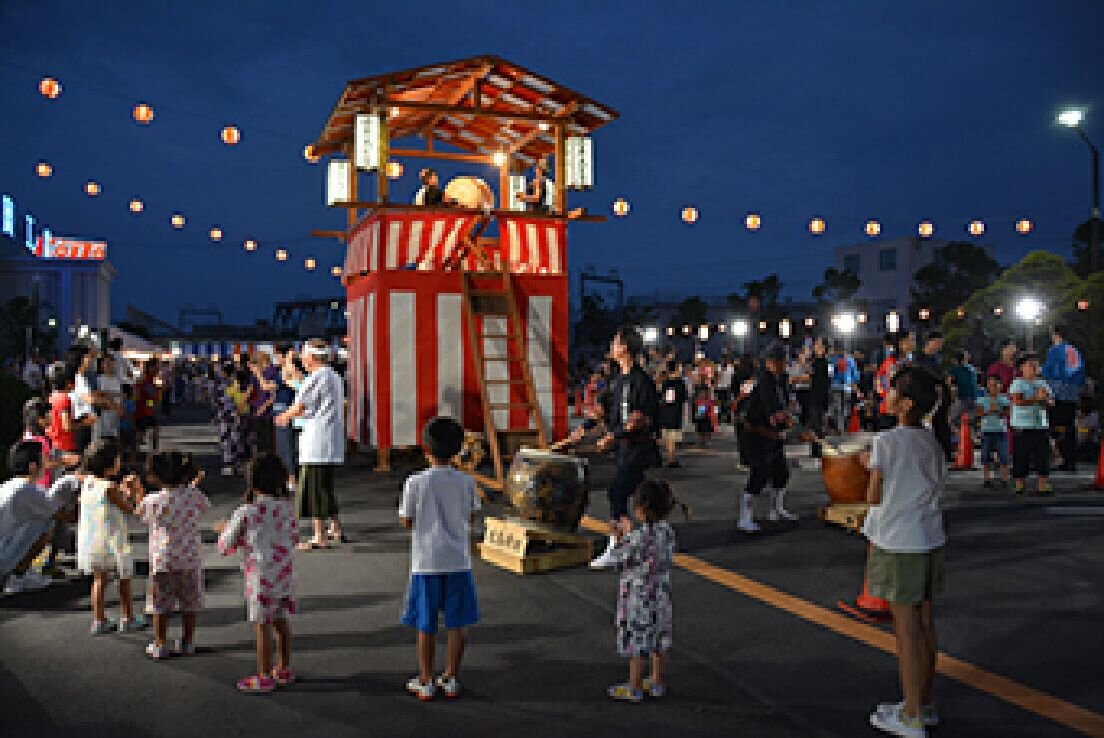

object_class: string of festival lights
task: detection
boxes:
[21,71,1050,285]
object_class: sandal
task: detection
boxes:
[271,667,296,686]
[171,640,196,656]
[607,683,644,703]
[297,540,330,551]
[236,674,277,694]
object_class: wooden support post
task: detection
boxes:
[554,124,566,216]
[499,160,510,211]
[345,144,358,229]
[376,446,391,473]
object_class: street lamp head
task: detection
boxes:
[1015,297,1044,322]
[1057,109,1084,128]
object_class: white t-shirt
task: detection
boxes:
[115,353,137,386]
[97,375,122,438]
[295,364,345,465]
[398,466,480,574]
[716,365,734,391]
[71,373,95,421]
[862,426,946,553]
[0,477,60,538]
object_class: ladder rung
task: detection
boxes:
[482,355,525,362]
[469,289,506,297]
[480,333,519,340]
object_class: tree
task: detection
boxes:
[911,242,1001,322]
[812,267,861,304]
[671,297,709,331]
[573,294,616,351]
[724,274,785,319]
[1069,218,1102,278]
[941,251,1082,360]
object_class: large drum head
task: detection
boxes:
[820,432,874,505]
[444,176,494,209]
[505,449,590,532]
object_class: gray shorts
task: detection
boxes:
[0,518,52,577]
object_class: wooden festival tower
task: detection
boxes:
[309,56,618,491]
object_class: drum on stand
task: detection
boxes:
[818,433,875,532]
[504,448,590,532]
[444,176,495,210]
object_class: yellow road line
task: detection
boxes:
[579,515,1104,737]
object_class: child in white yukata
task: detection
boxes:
[606,480,687,703]
[216,454,298,694]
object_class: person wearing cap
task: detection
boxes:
[738,344,798,532]
[275,339,346,549]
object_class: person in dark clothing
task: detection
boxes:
[413,168,454,207]
[589,325,660,569]
[807,338,831,456]
[739,344,797,532]
[657,361,688,468]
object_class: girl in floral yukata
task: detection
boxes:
[606,480,687,703]
[216,454,298,694]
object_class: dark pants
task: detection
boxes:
[806,401,826,457]
[1051,401,1077,470]
[254,416,275,454]
[716,389,732,423]
[1013,428,1050,479]
[74,424,93,454]
[609,447,652,520]
[746,441,789,494]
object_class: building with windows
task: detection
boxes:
[0,192,114,357]
[834,237,947,324]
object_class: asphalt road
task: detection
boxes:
[2,408,1102,738]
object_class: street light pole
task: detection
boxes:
[1059,110,1100,272]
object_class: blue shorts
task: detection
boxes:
[981,432,1010,466]
[401,571,480,634]
[0,518,52,577]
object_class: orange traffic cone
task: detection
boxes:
[951,412,975,471]
[838,545,892,623]
[1091,438,1104,491]
[848,404,861,434]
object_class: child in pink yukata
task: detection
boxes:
[136,451,210,660]
[216,454,298,694]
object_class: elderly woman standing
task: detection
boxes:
[275,339,346,550]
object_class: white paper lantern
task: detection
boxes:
[354,113,384,171]
[326,160,351,206]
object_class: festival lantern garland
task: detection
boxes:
[129,198,143,213]
[331,265,342,277]
[39,77,61,99]
[221,126,241,145]
[209,227,223,242]
[36,162,52,178]
[918,220,935,238]
[84,181,101,196]
[745,213,761,231]
[612,198,630,217]
[275,249,288,262]
[244,239,257,252]
[1016,218,1033,235]
[864,219,881,237]
[808,217,826,235]
[132,103,154,124]
[681,207,698,224]
[171,213,186,229]
[968,220,985,237]
[304,257,317,271]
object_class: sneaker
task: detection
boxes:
[171,640,196,656]
[271,667,296,686]
[983,479,994,489]
[435,674,461,698]
[737,515,760,533]
[666,461,682,469]
[406,677,436,701]
[606,683,644,703]
[90,618,118,635]
[1014,482,1025,495]
[145,642,170,661]
[640,677,667,698]
[118,616,149,633]
[876,701,939,727]
[236,674,277,694]
[870,702,927,737]
[10,571,52,592]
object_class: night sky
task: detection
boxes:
[1,1,1100,324]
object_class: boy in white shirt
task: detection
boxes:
[399,416,481,701]
[864,366,946,738]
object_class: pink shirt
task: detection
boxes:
[138,486,211,573]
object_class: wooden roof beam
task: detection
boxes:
[418,63,492,137]
[507,101,579,155]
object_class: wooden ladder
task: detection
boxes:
[460,270,549,492]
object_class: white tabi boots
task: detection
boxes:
[768,487,799,522]
[737,492,760,533]
[589,535,619,569]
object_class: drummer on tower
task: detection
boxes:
[515,161,551,214]
[413,168,455,207]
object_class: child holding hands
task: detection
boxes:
[77,440,147,635]
[216,454,298,694]
[136,451,210,660]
